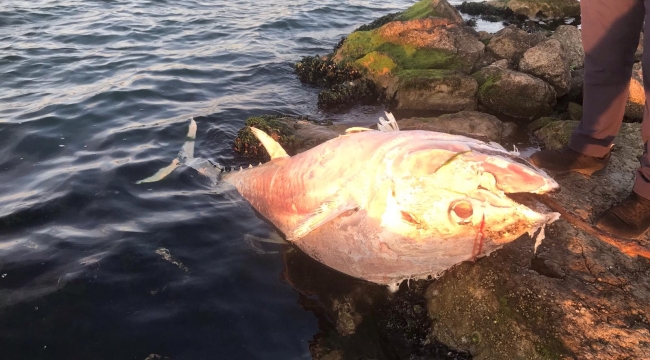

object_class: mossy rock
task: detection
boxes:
[533,120,578,149]
[527,116,557,132]
[336,30,461,71]
[233,116,300,160]
[396,0,464,23]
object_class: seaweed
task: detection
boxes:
[317,79,381,111]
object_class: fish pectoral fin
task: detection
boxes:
[249,127,289,160]
[289,200,359,241]
[136,158,181,184]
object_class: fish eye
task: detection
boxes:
[449,200,473,224]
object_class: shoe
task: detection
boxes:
[595,192,650,239]
[529,146,610,176]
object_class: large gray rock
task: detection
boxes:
[519,39,572,96]
[625,62,645,121]
[550,25,584,69]
[389,69,478,111]
[427,120,650,359]
[489,0,581,19]
[398,111,511,142]
[473,63,557,119]
[487,26,547,65]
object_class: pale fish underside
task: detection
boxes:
[139,113,560,290]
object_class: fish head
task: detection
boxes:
[367,137,559,251]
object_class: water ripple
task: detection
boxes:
[0,0,477,358]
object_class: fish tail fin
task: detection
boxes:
[137,118,221,184]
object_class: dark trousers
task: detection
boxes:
[568,0,650,198]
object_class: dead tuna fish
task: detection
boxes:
[138,114,560,290]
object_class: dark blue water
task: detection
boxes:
[0,1,477,359]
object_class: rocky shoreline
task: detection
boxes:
[234,0,650,358]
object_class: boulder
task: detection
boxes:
[427,120,650,359]
[489,0,581,19]
[549,25,584,69]
[473,63,557,119]
[398,111,509,141]
[388,69,478,111]
[486,25,547,65]
[334,18,484,75]
[625,62,645,121]
[396,0,464,24]
[519,39,571,96]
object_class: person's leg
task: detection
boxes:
[569,0,644,157]
[595,0,650,238]
[632,7,650,199]
[530,0,644,175]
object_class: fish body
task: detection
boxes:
[140,115,560,288]
[221,121,559,287]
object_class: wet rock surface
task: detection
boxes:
[427,120,648,359]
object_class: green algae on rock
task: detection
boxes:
[333,17,482,75]
[533,119,577,149]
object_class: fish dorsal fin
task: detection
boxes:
[378,111,399,132]
[249,127,289,160]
